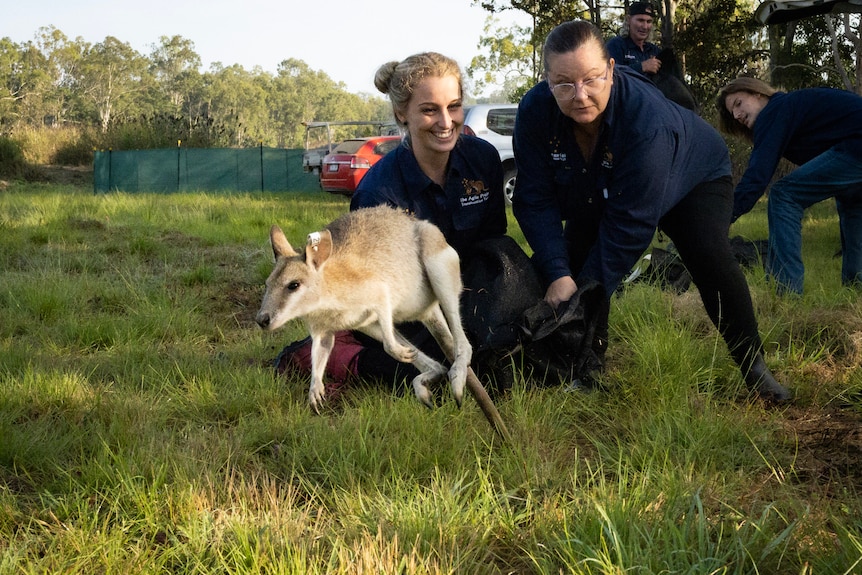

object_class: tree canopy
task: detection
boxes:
[0,26,391,150]
[469,0,860,106]
[1,5,858,160]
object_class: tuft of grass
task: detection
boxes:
[1,184,861,573]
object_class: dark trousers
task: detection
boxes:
[659,176,763,371]
[568,176,763,373]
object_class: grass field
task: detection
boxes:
[1,181,861,574]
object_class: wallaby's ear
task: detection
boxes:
[305,229,333,269]
[270,225,298,260]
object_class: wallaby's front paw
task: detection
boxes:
[386,343,418,364]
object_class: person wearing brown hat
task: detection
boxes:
[606,2,662,77]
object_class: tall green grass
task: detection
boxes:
[1,183,860,573]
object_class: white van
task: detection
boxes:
[463,103,519,205]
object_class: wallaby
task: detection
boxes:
[256,205,472,412]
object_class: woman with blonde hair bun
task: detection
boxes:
[275,52,520,396]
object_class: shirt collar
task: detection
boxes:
[398,137,468,192]
[602,67,632,132]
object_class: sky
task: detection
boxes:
[4,0,531,97]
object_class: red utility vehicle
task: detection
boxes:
[318,135,402,195]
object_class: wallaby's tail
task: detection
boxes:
[465,367,512,444]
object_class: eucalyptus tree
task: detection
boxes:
[148,35,202,114]
[827,13,861,92]
[31,26,89,127]
[270,58,369,148]
[471,0,588,98]
[0,38,28,128]
[468,16,536,101]
[0,27,86,129]
[672,0,763,105]
[201,63,272,147]
[75,36,150,131]
[767,13,860,92]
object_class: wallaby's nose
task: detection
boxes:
[256,313,270,329]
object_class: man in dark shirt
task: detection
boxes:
[717,77,862,294]
[606,2,662,77]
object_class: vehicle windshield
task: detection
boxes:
[487,109,516,136]
[332,140,366,154]
[373,139,401,156]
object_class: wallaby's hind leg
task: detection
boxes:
[421,305,468,407]
[308,331,335,413]
[358,324,447,409]
[419,232,472,406]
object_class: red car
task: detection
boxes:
[319,136,402,195]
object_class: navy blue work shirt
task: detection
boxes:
[606,35,660,77]
[350,134,507,256]
[512,65,730,295]
[733,88,862,220]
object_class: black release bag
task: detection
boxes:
[460,236,543,351]
[654,48,700,113]
[459,236,544,390]
[520,280,608,387]
[459,238,609,391]
[643,246,693,294]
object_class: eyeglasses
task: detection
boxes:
[548,64,610,100]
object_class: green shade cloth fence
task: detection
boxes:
[93,147,320,193]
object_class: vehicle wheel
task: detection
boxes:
[503,167,517,205]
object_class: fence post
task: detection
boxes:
[108,149,113,193]
[177,140,181,192]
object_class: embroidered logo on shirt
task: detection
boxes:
[460,178,490,206]
[601,149,613,170]
[550,136,567,162]
[463,179,488,195]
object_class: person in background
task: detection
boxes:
[512,20,792,403]
[606,2,661,78]
[716,77,862,295]
[276,52,514,395]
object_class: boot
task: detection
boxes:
[568,298,610,392]
[744,354,792,404]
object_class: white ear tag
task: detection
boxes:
[307,231,321,252]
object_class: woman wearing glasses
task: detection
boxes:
[512,20,791,403]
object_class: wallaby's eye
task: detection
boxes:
[286,281,300,292]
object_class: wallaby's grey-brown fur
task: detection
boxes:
[256,205,472,412]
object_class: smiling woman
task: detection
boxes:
[271,51,529,398]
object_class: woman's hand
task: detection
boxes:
[544,276,577,308]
